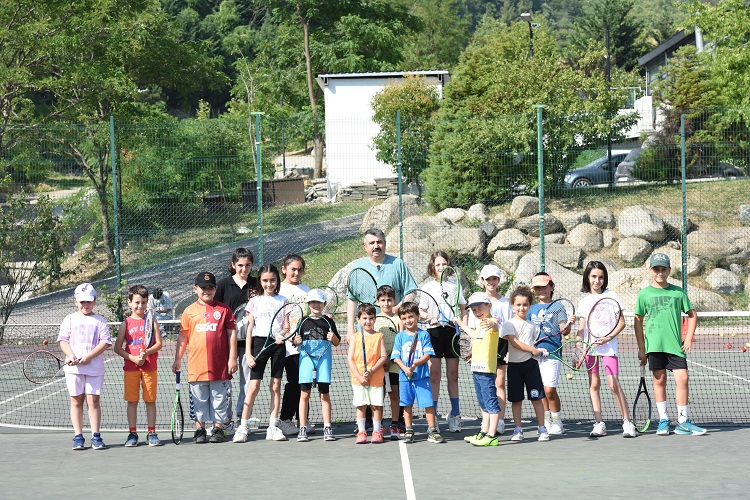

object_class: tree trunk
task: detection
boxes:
[298,6,325,179]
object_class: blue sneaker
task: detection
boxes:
[91,433,106,450]
[675,419,707,436]
[147,432,162,446]
[72,434,85,450]
[124,432,138,447]
[656,418,671,435]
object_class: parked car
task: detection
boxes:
[564,150,631,188]
[615,147,746,183]
[614,148,642,183]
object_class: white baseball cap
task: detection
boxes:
[74,283,97,302]
[479,264,503,280]
[305,288,328,303]
[467,292,491,307]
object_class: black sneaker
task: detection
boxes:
[209,426,225,443]
[193,427,208,444]
[404,429,414,443]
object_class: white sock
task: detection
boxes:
[373,420,382,432]
[551,411,562,422]
[657,401,668,421]
[677,405,688,423]
[357,418,366,432]
[544,410,551,421]
[269,417,280,427]
[324,422,331,428]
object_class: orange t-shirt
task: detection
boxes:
[349,331,385,386]
[180,300,235,382]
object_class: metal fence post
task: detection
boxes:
[397,110,404,260]
[251,112,264,266]
[535,105,545,272]
[681,114,687,292]
[109,116,122,318]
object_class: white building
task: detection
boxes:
[315,70,449,191]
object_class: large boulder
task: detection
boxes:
[467,203,489,222]
[740,205,750,226]
[509,196,538,218]
[389,216,485,258]
[493,250,525,275]
[618,205,665,242]
[516,213,563,237]
[487,228,530,252]
[491,213,514,230]
[533,242,582,269]
[558,210,590,232]
[437,208,466,223]
[602,229,618,248]
[662,214,696,239]
[567,223,603,252]
[688,228,750,265]
[705,268,743,294]
[590,207,616,229]
[689,287,730,312]
[360,194,422,233]
[618,237,652,264]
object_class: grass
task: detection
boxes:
[32,172,91,192]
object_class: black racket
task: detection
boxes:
[451,322,472,361]
[253,302,305,363]
[298,315,336,388]
[347,268,378,304]
[406,331,419,380]
[633,364,652,433]
[234,302,250,342]
[534,298,575,346]
[23,350,71,384]
[410,288,452,330]
[171,371,184,444]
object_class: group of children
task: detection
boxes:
[57,251,705,450]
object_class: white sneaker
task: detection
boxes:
[233,425,249,443]
[510,427,524,441]
[544,419,552,430]
[497,419,506,435]
[548,421,564,435]
[447,414,462,432]
[278,419,298,435]
[622,420,637,438]
[590,421,607,437]
[538,426,550,442]
[266,425,288,441]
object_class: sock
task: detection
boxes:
[129,427,136,433]
[241,419,250,427]
[433,400,438,411]
[551,411,562,422]
[269,417,280,427]
[544,410,551,422]
[539,425,547,432]
[324,422,331,429]
[373,420,381,432]
[148,427,155,433]
[515,426,523,432]
[677,405,688,423]
[427,426,435,433]
[450,397,460,416]
[93,432,101,438]
[406,425,413,431]
[657,401,669,421]
[357,418,366,432]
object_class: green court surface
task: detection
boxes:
[3,422,748,499]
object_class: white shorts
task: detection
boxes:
[538,356,561,388]
[65,373,103,396]
[352,384,385,407]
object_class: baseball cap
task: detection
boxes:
[305,288,328,303]
[195,272,217,287]
[479,264,503,280]
[467,292,491,307]
[530,274,553,288]
[649,253,671,268]
[74,283,97,302]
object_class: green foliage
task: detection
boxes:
[96,279,129,321]
[398,0,470,70]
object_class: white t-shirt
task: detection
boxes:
[418,279,466,324]
[500,317,536,363]
[279,282,310,355]
[246,294,287,338]
[468,296,512,329]
[577,290,624,357]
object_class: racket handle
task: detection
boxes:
[175,371,181,386]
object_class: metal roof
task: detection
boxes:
[638,30,696,67]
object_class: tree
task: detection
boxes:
[398,0,470,70]
[371,76,440,193]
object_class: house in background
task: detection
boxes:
[315,70,449,193]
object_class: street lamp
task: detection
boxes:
[520,12,540,58]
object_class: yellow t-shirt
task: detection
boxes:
[470,319,499,374]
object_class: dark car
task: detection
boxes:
[564,150,630,188]
[615,148,745,183]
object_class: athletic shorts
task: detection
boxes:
[428,324,458,359]
[399,377,433,408]
[249,337,285,380]
[299,382,330,394]
[352,384,384,407]
[586,355,619,376]
[299,352,333,385]
[123,370,158,403]
[189,380,231,424]
[507,358,545,403]
[65,373,103,397]
[388,372,399,390]
[648,352,687,371]
[473,372,500,414]
[497,338,509,366]
[537,356,561,388]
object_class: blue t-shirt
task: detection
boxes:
[391,329,434,382]
[348,255,418,311]
[528,302,563,353]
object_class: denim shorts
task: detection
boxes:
[473,372,500,414]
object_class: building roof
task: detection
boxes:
[316,70,449,90]
[638,30,696,67]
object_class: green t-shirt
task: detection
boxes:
[634,284,693,358]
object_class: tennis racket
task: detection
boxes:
[439,265,462,318]
[233,302,249,342]
[375,314,399,392]
[254,302,305,363]
[548,338,598,373]
[451,324,472,361]
[410,288,452,330]
[298,315,336,388]
[171,371,184,444]
[633,364,652,433]
[348,268,378,305]
[143,309,154,354]
[578,296,622,368]
[406,331,419,380]
[23,350,71,384]
[315,285,340,315]
[534,298,575,346]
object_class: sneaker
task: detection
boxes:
[497,419,506,435]
[307,422,317,435]
[447,414,462,432]
[209,426,225,443]
[222,420,235,436]
[548,421,564,435]
[297,426,309,442]
[427,429,445,443]
[590,421,607,437]
[403,429,414,443]
[324,426,336,442]
[356,430,368,444]
[147,432,162,446]
[472,434,499,447]
[622,420,637,438]
[371,430,384,444]
[124,432,138,447]
[389,424,401,440]
[544,418,553,430]
[538,426,550,442]
[464,432,483,443]
[656,418,671,436]
[233,425,249,443]
[266,425,287,441]
[72,434,85,450]
[193,428,208,444]
[675,419,707,436]
[91,433,106,450]
[510,428,524,442]
[278,419,299,436]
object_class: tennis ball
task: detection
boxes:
[745,342,750,348]
[566,373,573,380]
[732,333,737,337]
[742,347,747,353]
[43,340,49,345]
[726,343,732,349]
[720,333,724,337]
[17,341,23,345]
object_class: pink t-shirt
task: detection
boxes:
[122,316,158,372]
[57,312,112,376]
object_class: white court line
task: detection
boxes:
[399,440,417,500]
[0,359,21,368]
[0,387,68,418]
[687,359,750,385]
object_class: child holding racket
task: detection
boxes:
[114,285,164,447]
[173,272,237,444]
[234,264,289,443]
[501,286,550,442]
[391,302,445,444]
[58,283,112,450]
[634,253,706,436]
[348,303,388,444]
[577,261,636,438]
[293,289,341,442]
[376,285,406,439]
[418,251,467,433]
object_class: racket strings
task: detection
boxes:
[27,353,61,379]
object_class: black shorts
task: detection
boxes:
[299,382,330,394]
[388,372,399,389]
[648,352,688,371]
[507,358,545,403]
[249,337,285,380]
[428,324,458,359]
[497,338,509,366]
